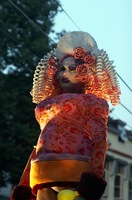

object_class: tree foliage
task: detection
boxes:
[0,0,60,186]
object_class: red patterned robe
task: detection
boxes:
[30,93,109,191]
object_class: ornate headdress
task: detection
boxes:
[31,31,120,105]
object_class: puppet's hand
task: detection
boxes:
[76,172,107,200]
[10,185,36,200]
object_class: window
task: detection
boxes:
[128,166,132,200]
[128,178,132,200]
[114,164,123,199]
[103,161,109,197]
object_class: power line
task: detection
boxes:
[3,14,132,97]
[8,0,56,45]
[5,0,132,124]
[55,1,132,122]
[56,1,132,95]
[2,21,132,123]
[110,110,132,130]
[0,27,40,60]
[120,102,132,115]
[0,27,18,44]
[2,29,132,127]
[110,101,132,127]
[54,0,81,31]
[116,72,132,93]
[56,2,132,127]
[6,0,132,94]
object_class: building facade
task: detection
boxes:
[102,117,132,200]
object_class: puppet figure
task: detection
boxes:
[11,31,120,200]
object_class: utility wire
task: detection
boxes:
[54,0,81,31]
[5,0,132,125]
[110,110,132,130]
[8,0,132,95]
[8,0,56,45]
[55,0,132,124]
[0,27,40,60]
[3,22,132,127]
[0,27,18,44]
[55,1,132,93]
[117,72,132,93]
[120,103,132,115]
[2,28,132,130]
[56,0,132,95]
[2,22,132,96]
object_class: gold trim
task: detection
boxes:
[30,160,90,188]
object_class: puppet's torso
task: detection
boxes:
[30,93,109,189]
[34,93,108,162]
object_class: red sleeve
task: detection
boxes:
[82,94,109,144]
[82,94,109,178]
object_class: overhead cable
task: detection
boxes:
[54,0,81,31]
[0,27,40,60]
[55,1,132,124]
[8,0,56,45]
[5,0,132,125]
[116,72,132,93]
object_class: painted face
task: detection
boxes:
[58,57,84,93]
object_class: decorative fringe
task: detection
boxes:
[31,49,60,104]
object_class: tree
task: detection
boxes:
[0,0,60,186]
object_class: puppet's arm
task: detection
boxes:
[76,140,108,200]
[90,140,108,178]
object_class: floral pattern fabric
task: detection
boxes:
[34,93,109,176]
